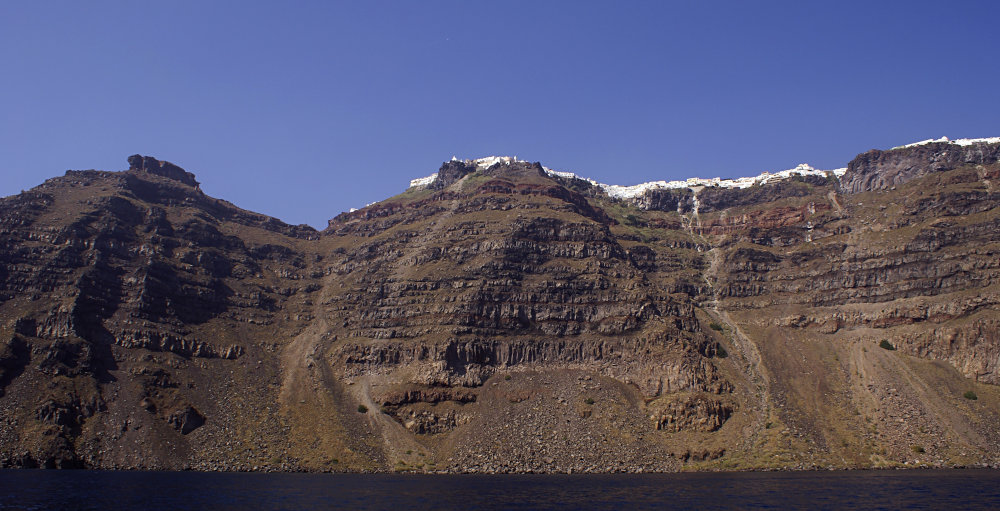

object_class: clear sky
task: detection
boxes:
[2,0,998,228]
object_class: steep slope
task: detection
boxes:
[310,160,733,472]
[1,141,999,472]
[0,158,338,469]
[690,141,1000,468]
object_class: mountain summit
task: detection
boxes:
[2,140,1000,471]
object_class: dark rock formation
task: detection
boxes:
[127,154,200,188]
[167,406,205,435]
[651,395,733,432]
[632,188,694,213]
[428,160,476,190]
[840,141,1000,193]
[696,178,826,213]
[479,160,547,180]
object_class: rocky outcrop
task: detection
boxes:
[650,394,733,432]
[629,175,834,214]
[128,154,200,188]
[0,336,28,397]
[630,188,694,213]
[695,177,830,213]
[840,141,1000,193]
[167,406,206,435]
[428,160,476,190]
[374,385,478,434]
[333,336,730,396]
[113,330,243,359]
[0,160,316,471]
[479,160,548,180]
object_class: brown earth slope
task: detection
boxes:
[1,142,999,472]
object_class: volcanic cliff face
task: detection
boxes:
[1,141,999,472]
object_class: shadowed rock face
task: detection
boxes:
[2,143,1000,473]
[428,160,476,190]
[840,142,1000,194]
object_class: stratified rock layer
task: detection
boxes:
[1,144,1000,472]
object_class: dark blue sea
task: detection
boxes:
[1,469,998,510]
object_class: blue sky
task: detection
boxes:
[2,1,998,228]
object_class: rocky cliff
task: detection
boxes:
[1,142,999,472]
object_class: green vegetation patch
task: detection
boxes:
[623,213,646,227]
[878,340,896,351]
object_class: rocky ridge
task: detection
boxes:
[1,139,1000,472]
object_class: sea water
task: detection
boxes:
[0,468,998,510]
